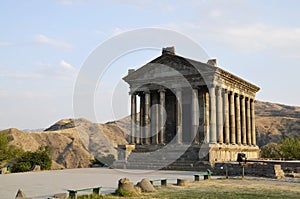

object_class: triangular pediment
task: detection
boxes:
[123,54,216,84]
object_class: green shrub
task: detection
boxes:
[0,131,24,162]
[11,146,52,172]
[261,137,300,160]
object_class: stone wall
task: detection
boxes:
[213,162,285,179]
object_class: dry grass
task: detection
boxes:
[100,178,300,199]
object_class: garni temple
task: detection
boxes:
[114,47,260,170]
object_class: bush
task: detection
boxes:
[0,131,24,162]
[11,146,52,172]
[261,137,300,160]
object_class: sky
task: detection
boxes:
[1,0,300,130]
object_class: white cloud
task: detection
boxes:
[60,60,76,72]
[34,34,73,49]
[162,22,300,56]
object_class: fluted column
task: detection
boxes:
[159,89,165,144]
[241,96,247,145]
[246,97,252,145]
[235,94,241,145]
[139,93,145,144]
[154,92,159,144]
[192,88,199,144]
[150,92,159,145]
[251,99,256,146]
[204,91,210,143]
[209,86,217,143]
[229,91,236,144]
[176,89,182,144]
[217,87,223,144]
[130,93,136,144]
[144,91,150,144]
[223,89,230,144]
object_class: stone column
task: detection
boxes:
[246,97,252,145]
[241,96,247,145]
[176,89,182,144]
[209,86,217,144]
[235,94,241,145]
[223,89,230,144]
[159,89,165,144]
[144,91,150,144]
[216,87,223,144]
[139,93,145,144]
[229,91,236,144]
[192,88,199,144]
[130,93,136,144]
[204,91,210,143]
[150,92,159,145]
[155,92,159,144]
[251,99,256,146]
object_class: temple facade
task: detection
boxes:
[117,47,260,169]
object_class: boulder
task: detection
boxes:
[116,178,139,196]
[136,178,156,192]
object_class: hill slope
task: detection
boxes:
[2,100,300,169]
[255,101,300,146]
[4,118,129,169]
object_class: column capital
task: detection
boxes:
[158,88,166,93]
[129,91,137,95]
[143,89,150,94]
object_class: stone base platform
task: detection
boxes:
[112,143,260,170]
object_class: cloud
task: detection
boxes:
[34,34,73,49]
[163,22,300,56]
[60,60,76,72]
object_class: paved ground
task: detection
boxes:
[0,168,201,199]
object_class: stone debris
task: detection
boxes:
[177,179,189,186]
[117,178,140,195]
[136,178,156,192]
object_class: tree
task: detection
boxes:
[261,137,300,160]
[260,142,282,158]
[280,137,300,160]
[0,131,24,163]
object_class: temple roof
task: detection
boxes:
[123,47,260,97]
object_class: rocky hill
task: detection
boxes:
[4,118,129,169]
[255,101,300,146]
[2,100,300,169]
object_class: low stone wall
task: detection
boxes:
[213,162,285,179]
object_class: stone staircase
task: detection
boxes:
[113,144,210,170]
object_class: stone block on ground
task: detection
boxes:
[116,178,139,196]
[136,178,156,192]
[177,179,189,186]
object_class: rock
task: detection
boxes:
[136,178,156,192]
[177,179,189,186]
[116,178,139,196]
[32,165,41,172]
[15,189,26,198]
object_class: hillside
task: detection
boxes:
[4,118,129,169]
[1,100,300,169]
[255,101,300,146]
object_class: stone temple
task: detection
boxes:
[114,47,260,170]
